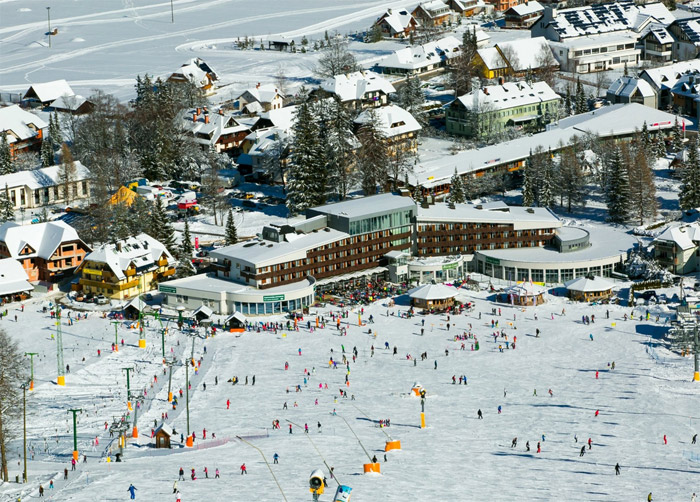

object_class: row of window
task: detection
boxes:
[573,43,634,57]
[480,262,614,282]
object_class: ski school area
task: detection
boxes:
[1,284,699,502]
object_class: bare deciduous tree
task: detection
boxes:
[0,329,27,482]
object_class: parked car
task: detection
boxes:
[96,295,109,305]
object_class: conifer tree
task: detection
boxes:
[356,108,389,195]
[150,197,177,254]
[0,185,14,223]
[540,149,555,207]
[448,169,466,204]
[628,145,657,225]
[0,135,12,175]
[49,112,63,147]
[605,145,630,223]
[558,145,586,213]
[286,91,326,215]
[41,138,54,167]
[670,117,683,153]
[127,195,151,236]
[225,208,238,245]
[320,98,356,200]
[574,78,587,115]
[565,85,573,116]
[396,75,426,128]
[176,218,195,278]
[522,149,537,206]
[680,136,700,210]
[654,132,667,159]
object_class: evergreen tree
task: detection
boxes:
[522,149,537,206]
[640,122,653,159]
[356,108,389,195]
[319,98,356,200]
[150,197,177,255]
[225,208,238,245]
[654,132,667,159]
[0,185,14,223]
[369,23,383,43]
[605,145,630,223]
[448,169,466,204]
[670,117,683,153]
[628,144,657,225]
[49,112,63,147]
[40,138,54,167]
[111,203,132,241]
[558,144,586,212]
[127,195,151,236]
[286,91,326,215]
[574,78,587,115]
[397,75,427,128]
[680,136,700,210]
[176,218,196,278]
[412,184,424,203]
[540,149,555,207]
[0,135,12,175]
[565,85,573,117]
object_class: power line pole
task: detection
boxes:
[56,310,65,386]
[46,7,51,48]
[67,409,82,462]
[21,382,28,482]
[25,353,38,391]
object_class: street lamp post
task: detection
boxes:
[46,7,51,48]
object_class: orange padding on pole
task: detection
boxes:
[363,463,380,473]
[385,440,401,451]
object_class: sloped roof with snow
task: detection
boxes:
[565,276,615,292]
[321,71,396,102]
[238,84,285,104]
[82,233,174,281]
[607,75,655,99]
[262,106,297,133]
[0,105,48,144]
[672,18,700,47]
[182,110,250,146]
[0,162,90,190]
[477,47,507,70]
[670,73,700,98]
[504,282,546,297]
[409,283,459,300]
[643,25,673,44]
[415,0,451,17]
[380,36,462,71]
[50,94,90,112]
[497,37,555,72]
[641,60,700,90]
[506,1,544,17]
[654,222,700,250]
[0,220,87,260]
[354,104,421,138]
[23,80,74,104]
[455,80,560,112]
[377,8,417,33]
[0,258,33,296]
[169,58,218,88]
[544,1,672,39]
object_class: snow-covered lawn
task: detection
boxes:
[1,287,698,501]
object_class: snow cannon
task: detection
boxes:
[333,485,353,501]
[411,383,423,396]
[309,469,325,496]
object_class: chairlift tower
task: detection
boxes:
[56,310,65,386]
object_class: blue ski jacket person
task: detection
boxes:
[128,484,137,499]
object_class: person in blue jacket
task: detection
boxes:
[127,484,137,499]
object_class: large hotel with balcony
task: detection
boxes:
[160,194,635,315]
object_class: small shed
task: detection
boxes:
[123,296,150,320]
[408,283,458,309]
[191,304,213,322]
[499,282,546,306]
[565,276,614,302]
[154,423,172,449]
[224,311,247,331]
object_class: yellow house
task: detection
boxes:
[474,47,509,80]
[77,233,175,301]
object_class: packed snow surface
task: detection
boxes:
[0,286,698,501]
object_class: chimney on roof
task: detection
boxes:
[218,109,224,115]
[498,76,505,85]
[196,107,201,115]
[388,8,393,14]
[483,88,489,95]
[193,112,198,122]
[256,82,260,88]
[204,115,210,124]
[203,106,208,113]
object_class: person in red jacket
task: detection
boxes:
[240,463,247,475]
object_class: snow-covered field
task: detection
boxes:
[1,286,698,501]
[0,0,420,101]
